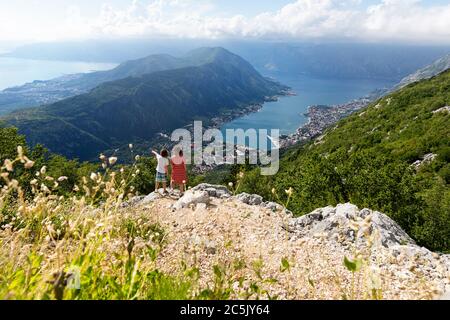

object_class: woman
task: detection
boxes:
[170,149,187,194]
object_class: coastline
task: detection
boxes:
[209,88,295,129]
[279,88,386,148]
[279,98,371,148]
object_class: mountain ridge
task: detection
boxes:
[397,53,450,88]
[0,47,251,114]
[1,48,288,160]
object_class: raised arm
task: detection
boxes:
[151,150,159,157]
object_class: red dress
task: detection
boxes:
[170,156,187,184]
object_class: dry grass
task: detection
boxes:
[0,147,447,300]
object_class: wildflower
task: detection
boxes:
[228,182,234,187]
[135,169,140,175]
[30,179,38,185]
[40,166,47,175]
[90,172,97,181]
[99,154,106,161]
[368,266,382,290]
[57,176,68,182]
[73,185,80,192]
[10,179,19,189]
[129,144,133,149]
[135,155,140,161]
[120,167,125,173]
[271,188,276,194]
[109,157,118,166]
[24,159,35,169]
[238,172,244,178]
[4,159,13,172]
[285,187,293,196]
[17,146,24,159]
[182,180,186,185]
[40,184,50,193]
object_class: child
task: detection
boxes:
[152,149,169,194]
[170,149,187,194]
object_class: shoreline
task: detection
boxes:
[279,98,371,148]
[279,88,386,148]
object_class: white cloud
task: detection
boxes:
[1,0,450,44]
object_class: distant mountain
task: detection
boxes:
[397,53,450,88]
[0,52,206,114]
[1,48,287,160]
[229,42,450,80]
[5,39,450,78]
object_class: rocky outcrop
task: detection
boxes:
[191,183,231,198]
[235,193,263,206]
[412,153,437,170]
[126,189,449,300]
[432,106,450,114]
[287,203,415,248]
[173,190,211,210]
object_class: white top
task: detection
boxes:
[156,154,169,174]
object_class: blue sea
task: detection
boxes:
[220,73,395,148]
[0,57,117,90]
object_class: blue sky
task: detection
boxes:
[0,0,449,45]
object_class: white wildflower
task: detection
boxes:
[285,187,293,196]
[109,157,118,166]
[4,159,13,172]
[17,146,24,158]
[24,160,35,169]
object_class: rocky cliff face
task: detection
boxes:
[398,53,450,88]
[122,184,449,300]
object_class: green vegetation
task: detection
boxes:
[232,70,450,252]
[0,138,305,300]
[1,48,286,161]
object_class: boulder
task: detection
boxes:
[287,203,416,248]
[235,193,263,206]
[173,190,210,210]
[120,195,145,208]
[142,192,162,204]
[191,183,232,198]
[262,201,284,212]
